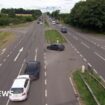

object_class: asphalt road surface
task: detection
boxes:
[0,18,84,105]
[53,19,105,81]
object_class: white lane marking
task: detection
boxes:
[44,60,48,66]
[45,79,47,85]
[18,59,25,76]
[6,99,10,105]
[80,54,83,58]
[93,69,98,74]
[94,52,105,61]
[45,89,47,97]
[69,77,77,95]
[100,76,105,83]
[34,48,38,61]
[83,58,87,62]
[14,47,24,62]
[77,51,80,54]
[101,47,105,50]
[0,48,6,55]
[81,42,90,49]
[5,59,25,105]
[0,63,2,67]
[88,63,92,67]
[45,72,47,77]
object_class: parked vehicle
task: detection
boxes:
[9,75,30,101]
[24,61,40,80]
[47,44,65,51]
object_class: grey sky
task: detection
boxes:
[0,0,81,13]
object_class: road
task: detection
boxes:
[0,18,84,105]
[53,20,105,80]
[0,21,45,105]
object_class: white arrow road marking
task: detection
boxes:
[14,47,24,62]
[0,48,6,55]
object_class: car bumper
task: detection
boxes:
[9,95,27,101]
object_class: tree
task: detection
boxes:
[51,10,60,19]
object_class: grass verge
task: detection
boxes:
[45,29,66,44]
[73,71,97,105]
[0,31,15,48]
[82,72,105,105]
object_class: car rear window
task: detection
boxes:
[11,88,23,94]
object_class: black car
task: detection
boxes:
[61,27,67,33]
[24,61,40,80]
[47,44,65,51]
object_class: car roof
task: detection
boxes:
[11,78,27,88]
[26,61,40,70]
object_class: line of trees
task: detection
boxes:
[0,8,42,26]
[50,0,105,32]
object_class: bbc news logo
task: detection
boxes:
[0,91,13,97]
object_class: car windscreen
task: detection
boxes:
[11,88,23,94]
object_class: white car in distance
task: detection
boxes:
[9,75,30,101]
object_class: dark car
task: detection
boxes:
[47,44,65,51]
[24,61,40,80]
[61,27,67,33]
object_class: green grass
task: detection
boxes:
[82,72,105,105]
[73,70,105,105]
[0,31,14,47]
[73,71,97,105]
[45,29,66,44]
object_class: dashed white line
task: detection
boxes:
[34,48,38,61]
[80,54,83,58]
[45,72,47,77]
[81,42,90,49]
[76,51,80,54]
[94,52,105,61]
[88,62,92,67]
[83,58,87,62]
[0,63,2,67]
[45,89,48,97]
[44,60,48,66]
[101,47,105,50]
[45,79,47,85]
